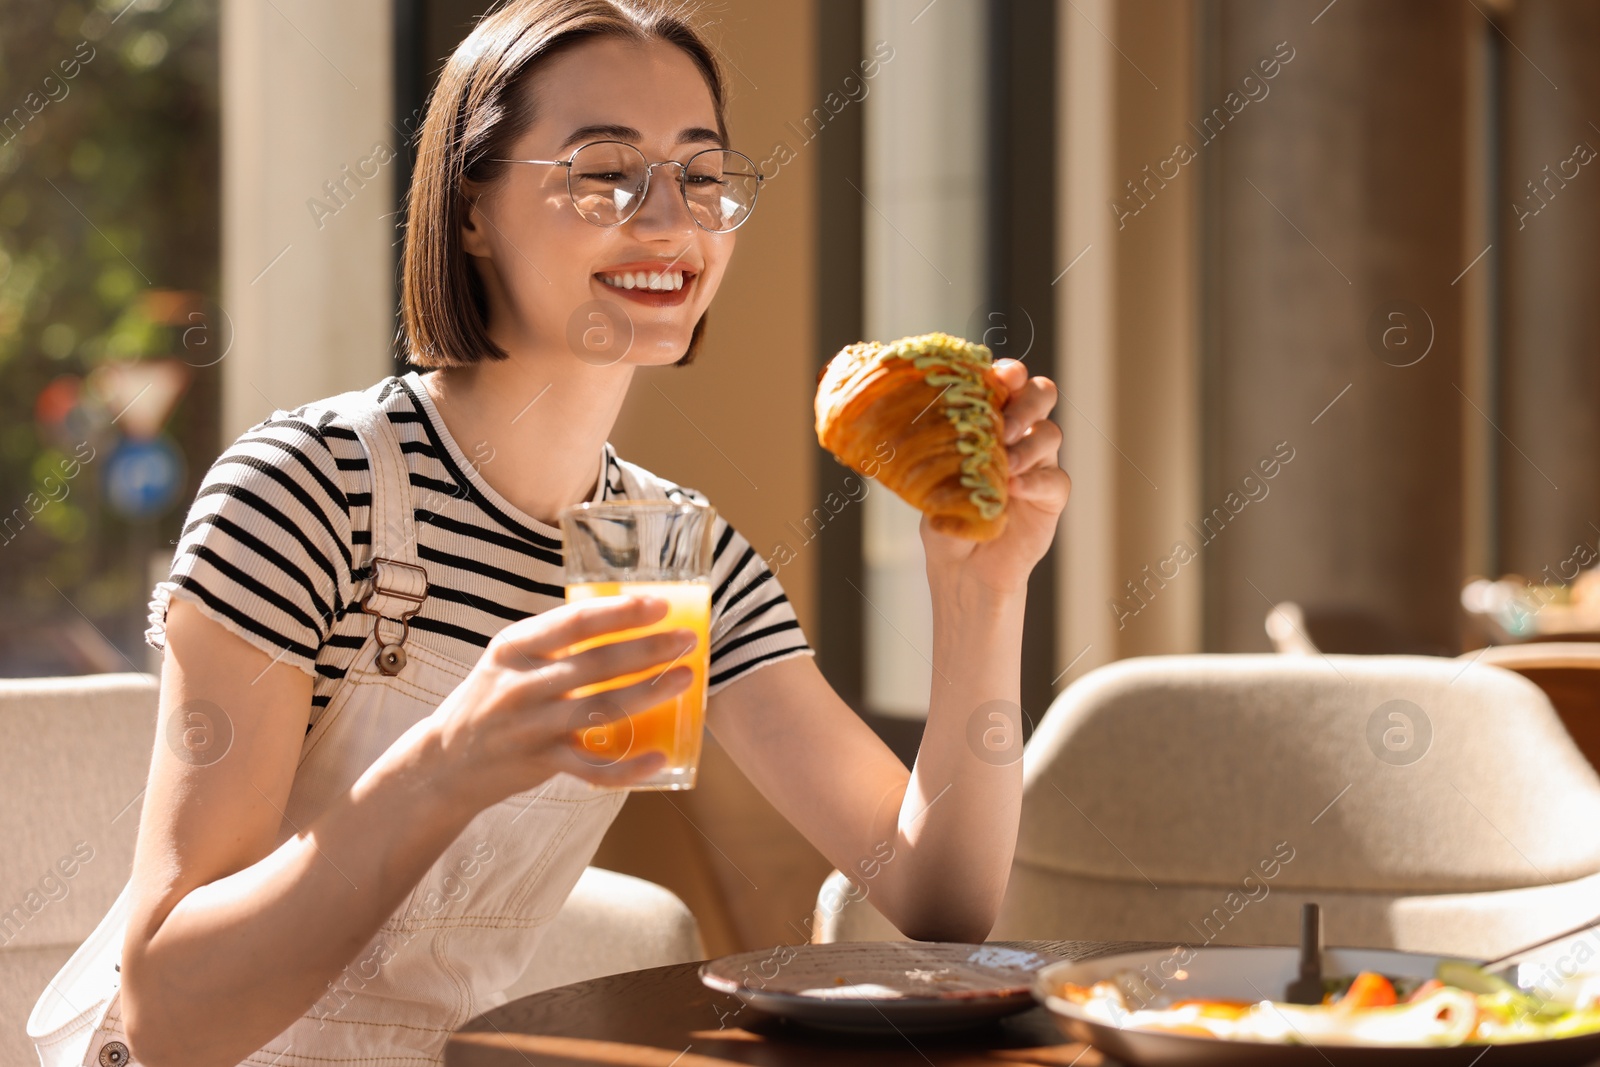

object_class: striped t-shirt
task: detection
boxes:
[144,372,813,730]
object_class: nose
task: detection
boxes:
[629,161,699,236]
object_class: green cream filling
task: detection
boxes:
[878,333,1007,521]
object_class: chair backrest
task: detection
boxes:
[0,673,158,949]
[0,673,158,1064]
[813,653,1600,954]
[1018,654,1600,896]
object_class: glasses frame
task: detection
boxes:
[490,140,765,234]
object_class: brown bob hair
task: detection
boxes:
[399,0,728,370]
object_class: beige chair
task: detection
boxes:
[0,673,702,1064]
[813,654,1600,960]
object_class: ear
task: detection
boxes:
[459,184,494,259]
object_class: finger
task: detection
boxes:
[533,629,699,696]
[1005,419,1062,474]
[1001,377,1060,444]
[492,594,671,663]
[531,663,695,747]
[1008,465,1072,507]
[557,707,669,776]
[581,663,695,717]
[993,358,1029,391]
[552,667,694,764]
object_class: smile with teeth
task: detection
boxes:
[599,269,687,292]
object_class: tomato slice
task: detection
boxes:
[1337,972,1399,1011]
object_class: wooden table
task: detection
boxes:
[446,940,1156,1066]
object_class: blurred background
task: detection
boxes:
[2,0,1597,952]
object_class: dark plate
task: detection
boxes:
[699,941,1062,1035]
[1034,946,1600,1067]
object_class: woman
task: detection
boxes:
[99,1,1068,1063]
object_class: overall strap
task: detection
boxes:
[335,382,429,676]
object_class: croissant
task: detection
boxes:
[815,332,1012,541]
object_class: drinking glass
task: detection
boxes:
[558,500,715,791]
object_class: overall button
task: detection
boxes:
[377,643,408,674]
[99,1041,130,1067]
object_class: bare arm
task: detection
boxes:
[706,582,1026,943]
[706,358,1068,943]
[122,594,691,1067]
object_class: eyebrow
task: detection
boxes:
[555,123,726,152]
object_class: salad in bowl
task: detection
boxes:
[1035,945,1600,1065]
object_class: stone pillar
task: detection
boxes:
[1200,0,1467,653]
[1497,0,1600,580]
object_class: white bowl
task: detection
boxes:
[1032,945,1600,1067]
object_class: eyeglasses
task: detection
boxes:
[491,140,764,234]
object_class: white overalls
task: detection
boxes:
[30,384,631,1066]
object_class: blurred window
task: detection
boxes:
[0,0,220,676]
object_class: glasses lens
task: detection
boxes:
[683,150,760,232]
[568,142,648,225]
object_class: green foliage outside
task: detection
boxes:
[0,0,219,674]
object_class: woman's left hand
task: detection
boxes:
[921,359,1071,595]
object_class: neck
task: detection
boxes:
[420,349,635,528]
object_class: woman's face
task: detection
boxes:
[460,36,734,369]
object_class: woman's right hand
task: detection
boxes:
[418,593,696,811]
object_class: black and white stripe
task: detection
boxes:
[145,373,813,728]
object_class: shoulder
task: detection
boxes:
[200,376,403,501]
[177,378,413,576]
[144,379,404,671]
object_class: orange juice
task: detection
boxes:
[564,580,711,789]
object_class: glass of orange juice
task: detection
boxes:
[558,500,715,791]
